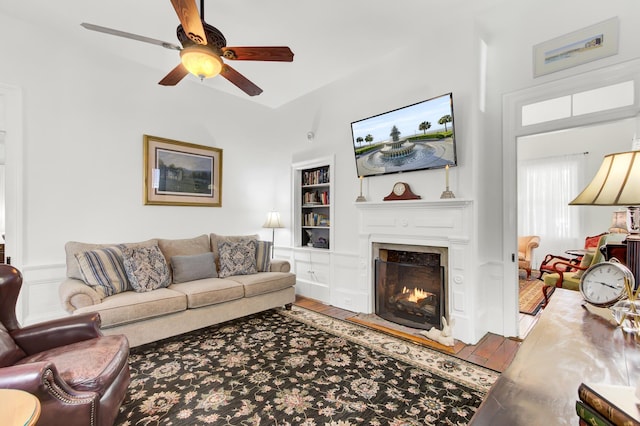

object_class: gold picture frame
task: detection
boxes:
[143,135,222,207]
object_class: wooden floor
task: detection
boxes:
[294,295,541,373]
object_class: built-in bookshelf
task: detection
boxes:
[301,166,330,249]
[292,157,334,251]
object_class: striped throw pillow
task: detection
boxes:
[256,241,272,272]
[75,246,130,298]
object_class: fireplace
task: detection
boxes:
[374,245,446,330]
[355,199,482,343]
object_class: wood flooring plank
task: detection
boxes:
[471,333,504,360]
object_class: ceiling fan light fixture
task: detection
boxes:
[180,45,223,80]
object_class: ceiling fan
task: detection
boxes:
[81,0,294,96]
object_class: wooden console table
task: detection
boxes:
[470,288,640,425]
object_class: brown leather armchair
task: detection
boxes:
[0,265,130,426]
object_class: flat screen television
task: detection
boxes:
[350,92,457,178]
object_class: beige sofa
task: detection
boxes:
[59,234,296,347]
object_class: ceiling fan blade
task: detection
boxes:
[81,23,181,50]
[222,46,294,62]
[170,0,207,45]
[220,65,263,96]
[159,63,190,86]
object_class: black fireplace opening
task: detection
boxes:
[374,250,445,330]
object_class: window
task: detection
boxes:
[521,80,635,127]
[518,153,586,264]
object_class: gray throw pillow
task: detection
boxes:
[171,252,218,284]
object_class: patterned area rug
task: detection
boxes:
[519,275,552,315]
[116,306,498,425]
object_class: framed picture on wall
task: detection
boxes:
[533,17,619,78]
[143,134,222,207]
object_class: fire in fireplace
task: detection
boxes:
[375,249,445,330]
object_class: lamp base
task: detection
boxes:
[627,234,640,286]
[355,195,367,202]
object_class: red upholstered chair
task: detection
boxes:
[0,265,130,426]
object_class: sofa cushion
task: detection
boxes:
[157,235,211,273]
[218,240,258,278]
[121,244,170,292]
[65,239,158,280]
[228,272,296,297]
[75,246,130,298]
[171,252,218,284]
[169,278,244,308]
[73,288,187,327]
[256,241,272,272]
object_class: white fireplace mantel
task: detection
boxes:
[354,198,483,344]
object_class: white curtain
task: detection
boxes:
[518,153,587,267]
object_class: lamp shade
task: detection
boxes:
[570,151,640,206]
[180,45,223,80]
[609,210,629,233]
[263,211,284,229]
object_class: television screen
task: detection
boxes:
[350,92,457,178]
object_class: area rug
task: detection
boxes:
[116,306,498,425]
[519,276,552,315]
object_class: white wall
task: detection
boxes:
[0,12,291,322]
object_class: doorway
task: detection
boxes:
[503,60,640,338]
[0,84,24,270]
[515,119,636,335]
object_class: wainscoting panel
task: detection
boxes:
[20,263,68,325]
[329,251,365,313]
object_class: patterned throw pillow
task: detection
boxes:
[75,246,131,298]
[255,241,272,272]
[121,244,170,292]
[218,240,258,278]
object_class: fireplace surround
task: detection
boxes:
[355,199,481,344]
[374,244,447,330]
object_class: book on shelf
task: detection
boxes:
[578,382,640,426]
[302,168,329,186]
[576,400,615,426]
[303,190,329,205]
[303,212,329,227]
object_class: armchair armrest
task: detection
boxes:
[270,259,291,273]
[0,362,98,422]
[11,312,102,355]
[551,261,588,288]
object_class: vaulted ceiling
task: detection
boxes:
[0,0,496,108]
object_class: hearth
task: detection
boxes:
[375,248,445,330]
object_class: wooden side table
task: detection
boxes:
[0,389,41,425]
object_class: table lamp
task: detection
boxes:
[262,211,284,258]
[609,210,629,233]
[569,150,640,280]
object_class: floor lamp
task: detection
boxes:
[263,211,284,258]
[570,150,640,283]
